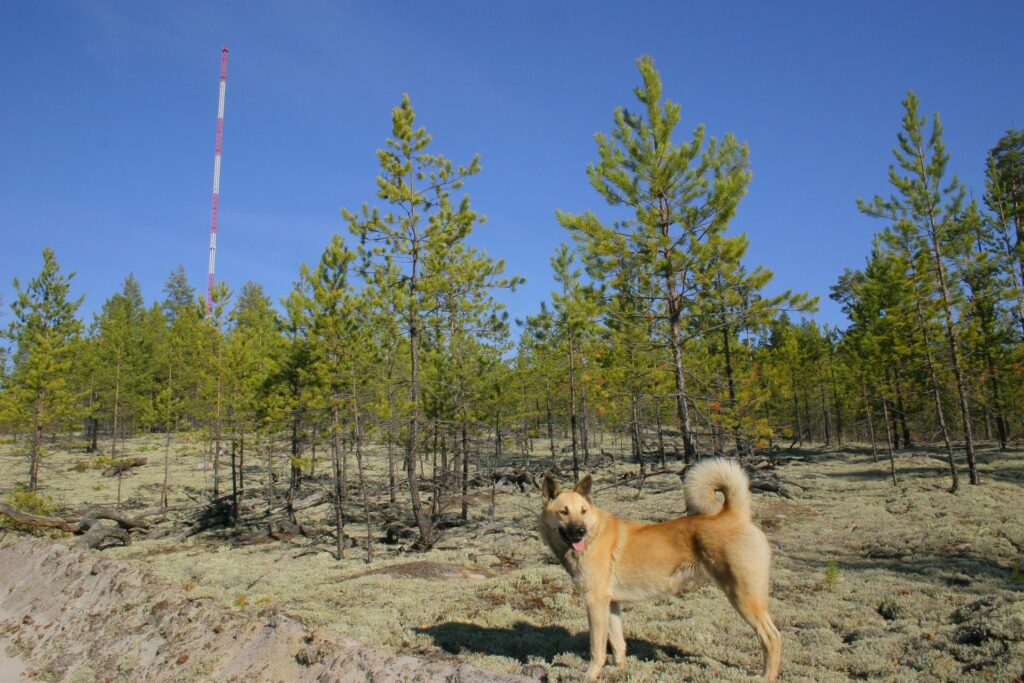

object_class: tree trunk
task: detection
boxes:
[722,326,743,455]
[567,331,580,482]
[545,396,556,458]
[287,417,300,523]
[239,438,245,504]
[659,195,696,462]
[791,372,803,447]
[386,354,397,504]
[30,389,45,493]
[927,233,979,484]
[630,393,642,465]
[230,439,239,525]
[801,386,813,444]
[909,260,960,492]
[352,366,373,564]
[863,385,878,463]
[161,364,173,510]
[655,400,666,468]
[977,300,1009,451]
[893,370,912,447]
[818,370,832,447]
[331,400,346,560]
[110,362,120,458]
[992,203,1024,337]
[407,253,434,548]
[827,335,844,445]
[579,381,590,467]
[882,399,898,485]
[461,422,469,522]
[214,336,223,499]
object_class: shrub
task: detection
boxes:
[824,559,840,590]
[2,485,59,535]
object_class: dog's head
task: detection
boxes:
[540,474,596,553]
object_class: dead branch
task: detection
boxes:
[0,502,78,533]
[78,507,150,532]
[291,490,329,512]
[0,502,148,550]
[78,524,132,549]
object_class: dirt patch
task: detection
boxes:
[0,538,530,682]
[354,559,495,581]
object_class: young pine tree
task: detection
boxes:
[560,55,752,461]
[93,274,150,506]
[344,94,485,549]
[6,248,83,492]
[859,91,979,487]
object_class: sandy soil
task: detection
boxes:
[0,640,30,683]
[1,436,1022,681]
[0,539,529,682]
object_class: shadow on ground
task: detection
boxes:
[416,620,700,665]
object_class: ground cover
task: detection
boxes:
[1,436,1022,681]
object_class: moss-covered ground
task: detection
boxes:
[2,434,1022,681]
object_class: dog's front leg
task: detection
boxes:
[608,601,626,667]
[585,594,611,681]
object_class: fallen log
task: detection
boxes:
[78,524,132,549]
[291,490,329,512]
[78,507,150,532]
[0,503,148,549]
[0,502,78,533]
[101,457,148,477]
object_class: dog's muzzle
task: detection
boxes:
[560,522,587,551]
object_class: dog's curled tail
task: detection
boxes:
[683,458,752,519]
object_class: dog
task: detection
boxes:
[539,459,781,681]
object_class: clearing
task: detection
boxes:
[1,436,1022,681]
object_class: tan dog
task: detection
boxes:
[539,459,781,681]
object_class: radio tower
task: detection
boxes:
[206,46,228,317]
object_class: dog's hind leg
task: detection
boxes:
[726,588,781,682]
[608,601,626,667]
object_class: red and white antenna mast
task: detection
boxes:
[206,46,228,317]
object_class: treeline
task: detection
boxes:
[2,57,1022,550]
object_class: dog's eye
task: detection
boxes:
[561,507,569,515]
[581,508,587,514]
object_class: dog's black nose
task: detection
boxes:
[566,522,587,542]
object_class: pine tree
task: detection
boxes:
[224,281,283,520]
[953,204,1013,449]
[307,235,360,560]
[560,55,752,461]
[422,239,520,519]
[203,282,232,498]
[859,91,979,488]
[362,268,406,505]
[517,304,564,461]
[984,130,1024,336]
[277,278,315,518]
[162,265,196,321]
[5,248,83,491]
[344,93,485,548]
[691,234,814,453]
[551,244,602,481]
[93,274,150,506]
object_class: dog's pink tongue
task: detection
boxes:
[572,540,586,552]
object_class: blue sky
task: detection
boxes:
[2,1,1022,333]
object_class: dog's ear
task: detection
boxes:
[574,474,593,502]
[542,475,560,503]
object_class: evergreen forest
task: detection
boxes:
[4,56,1023,552]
